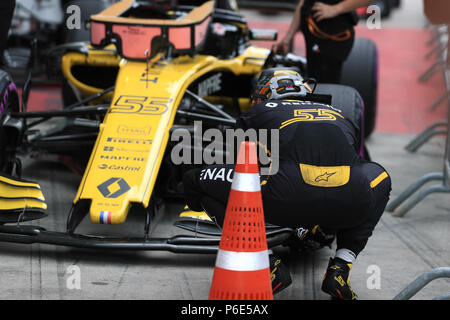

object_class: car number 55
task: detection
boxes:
[111,95,171,115]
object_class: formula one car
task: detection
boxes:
[0,0,376,253]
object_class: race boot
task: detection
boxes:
[321,257,357,300]
[269,254,292,294]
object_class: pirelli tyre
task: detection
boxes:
[314,83,363,130]
[314,83,370,159]
[0,70,22,175]
[340,37,378,138]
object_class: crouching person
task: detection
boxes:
[182,69,391,300]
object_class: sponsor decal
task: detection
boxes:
[198,73,222,97]
[140,66,161,87]
[315,172,336,183]
[106,137,152,145]
[199,167,233,182]
[97,177,131,198]
[265,102,278,108]
[98,164,141,171]
[117,125,151,136]
[103,146,150,153]
[265,100,340,111]
[99,155,145,162]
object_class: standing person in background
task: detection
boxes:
[274,0,372,83]
[0,0,15,67]
[422,0,450,67]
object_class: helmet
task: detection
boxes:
[251,68,311,106]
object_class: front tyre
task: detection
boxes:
[315,83,370,160]
[340,38,379,138]
[0,70,22,175]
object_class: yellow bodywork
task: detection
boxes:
[61,46,120,101]
[63,45,269,224]
[0,175,46,211]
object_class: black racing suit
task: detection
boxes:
[0,0,15,66]
[300,0,357,83]
[183,99,391,257]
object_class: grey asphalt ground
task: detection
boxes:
[0,1,449,301]
[3,132,447,300]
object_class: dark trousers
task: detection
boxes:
[305,45,346,84]
[183,161,391,257]
[0,0,15,66]
[302,21,354,84]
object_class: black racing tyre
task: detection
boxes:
[340,37,378,138]
[315,83,363,132]
[314,83,370,159]
[0,69,21,175]
[62,0,109,43]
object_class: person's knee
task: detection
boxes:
[367,163,392,199]
[340,163,391,245]
[357,162,390,193]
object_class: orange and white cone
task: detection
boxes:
[209,141,273,300]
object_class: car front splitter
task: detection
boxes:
[0,224,293,254]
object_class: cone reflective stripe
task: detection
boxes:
[209,142,273,300]
[231,172,260,192]
[215,250,269,271]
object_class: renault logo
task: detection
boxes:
[97,177,130,198]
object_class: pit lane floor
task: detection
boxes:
[0,132,448,300]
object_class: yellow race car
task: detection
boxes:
[0,0,375,252]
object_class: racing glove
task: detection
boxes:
[284,225,336,252]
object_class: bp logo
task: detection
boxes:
[97,177,130,198]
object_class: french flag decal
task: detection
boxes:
[99,211,112,224]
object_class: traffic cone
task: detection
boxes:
[209,141,273,300]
